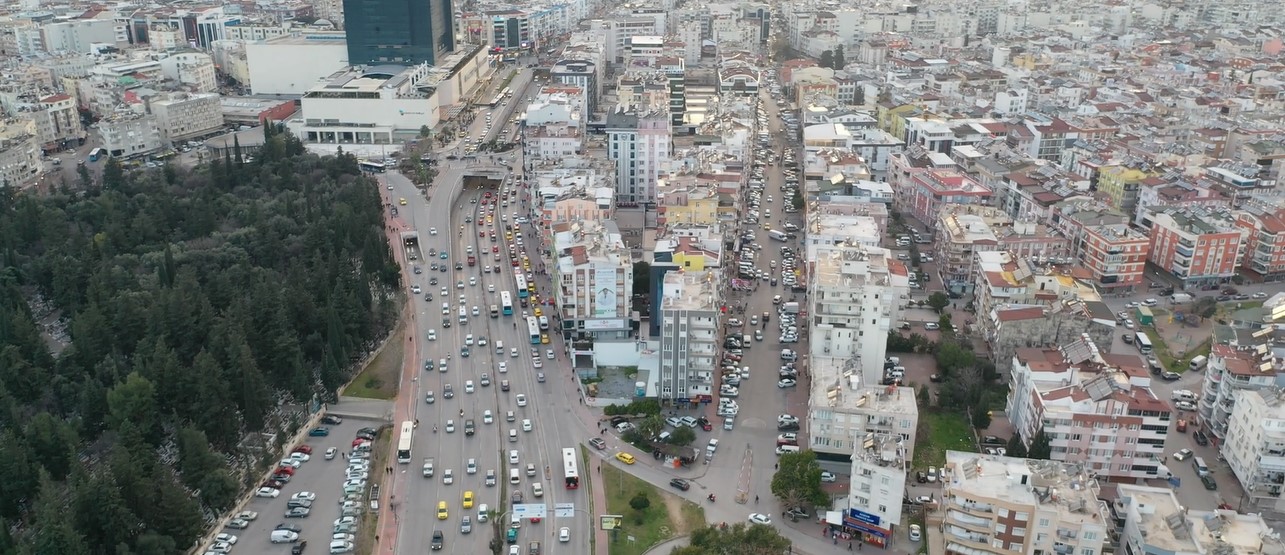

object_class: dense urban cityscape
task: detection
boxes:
[2,0,1285,554]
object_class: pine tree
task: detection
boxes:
[833,45,846,69]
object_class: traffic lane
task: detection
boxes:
[1162,424,1234,510]
[232,419,373,553]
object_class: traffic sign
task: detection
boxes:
[554,503,575,517]
[513,503,548,519]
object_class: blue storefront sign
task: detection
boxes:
[844,509,890,539]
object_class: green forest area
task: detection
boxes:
[0,126,401,554]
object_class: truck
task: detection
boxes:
[1171,292,1193,304]
[767,229,788,241]
[467,254,476,266]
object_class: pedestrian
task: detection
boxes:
[858,542,863,550]
[848,542,853,551]
[598,465,601,474]
[834,538,838,545]
[774,463,779,470]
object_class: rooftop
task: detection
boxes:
[1118,484,1285,555]
[944,451,1108,527]
[810,356,918,414]
[660,270,720,312]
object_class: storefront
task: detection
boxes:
[822,508,892,548]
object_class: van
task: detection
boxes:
[1172,390,1196,402]
[510,468,521,484]
[1189,355,1208,371]
[1192,457,1211,477]
[271,530,300,543]
[775,445,800,456]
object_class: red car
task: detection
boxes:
[479,230,486,237]
[275,466,295,476]
[492,245,499,253]
[293,445,313,454]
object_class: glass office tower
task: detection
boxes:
[343,0,455,66]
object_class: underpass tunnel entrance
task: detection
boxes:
[462,174,502,189]
[400,231,421,261]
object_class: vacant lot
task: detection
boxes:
[914,411,975,468]
[344,317,404,400]
[603,463,705,555]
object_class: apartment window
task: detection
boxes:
[1038,519,1050,528]
[995,524,1007,534]
[997,509,1009,518]
[1080,549,1094,555]
[1015,512,1028,521]
[1083,532,1097,541]
[1012,528,1026,537]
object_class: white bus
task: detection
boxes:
[500,291,513,315]
[1135,332,1153,355]
[396,421,414,463]
[526,316,541,344]
[563,448,580,489]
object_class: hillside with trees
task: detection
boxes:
[0,126,401,554]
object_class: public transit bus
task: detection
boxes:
[88,148,106,162]
[515,274,529,299]
[526,316,541,344]
[359,160,386,173]
[1135,332,1153,355]
[396,421,414,463]
[563,448,580,489]
[501,291,514,315]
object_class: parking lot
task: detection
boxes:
[213,417,385,555]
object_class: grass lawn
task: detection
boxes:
[602,463,705,555]
[913,411,975,469]
[343,317,404,400]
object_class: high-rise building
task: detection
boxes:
[342,0,454,66]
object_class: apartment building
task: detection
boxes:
[1235,203,1285,282]
[1007,336,1172,481]
[1112,485,1284,555]
[34,93,85,151]
[1147,208,1248,289]
[657,270,720,403]
[842,409,913,544]
[901,168,992,228]
[942,452,1109,555]
[808,245,910,386]
[1224,388,1285,514]
[656,177,721,227]
[935,206,1006,295]
[0,121,43,187]
[148,92,224,144]
[98,113,164,158]
[1079,224,1151,293]
[528,166,615,247]
[605,106,671,206]
[807,355,918,460]
[524,85,585,160]
[1197,343,1280,444]
[551,220,633,341]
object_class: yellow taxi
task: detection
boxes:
[399,198,407,205]
[533,308,543,317]
[463,490,475,509]
[541,334,550,344]
[437,501,448,520]
[762,222,771,230]
[615,452,636,465]
[506,232,514,241]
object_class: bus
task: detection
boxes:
[562,448,580,489]
[1135,332,1153,355]
[501,291,514,315]
[396,421,414,463]
[88,148,106,162]
[515,274,529,299]
[526,316,541,344]
[484,93,504,107]
[359,160,386,173]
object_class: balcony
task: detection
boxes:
[947,510,992,530]
[945,525,990,545]
[1175,243,1194,258]
[950,498,995,513]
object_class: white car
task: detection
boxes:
[509,450,520,464]
[291,492,317,501]
[289,452,310,462]
[532,357,543,369]
[820,471,837,483]
[214,533,238,545]
[483,410,494,424]
[467,458,478,474]
[777,379,797,388]
[427,329,437,341]
[429,228,437,235]
[234,511,258,521]
[546,349,555,359]
[522,419,533,432]
[470,277,477,286]
[748,513,773,525]
[516,394,527,407]
[465,380,475,393]
[488,284,495,292]
[278,459,301,468]
[559,527,570,542]
[443,469,454,484]
[497,362,508,373]
[255,487,280,498]
[465,334,474,345]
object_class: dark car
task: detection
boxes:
[276,524,303,533]
[1161,371,1182,381]
[291,541,307,554]
[669,478,691,491]
[1201,474,1218,490]
[916,471,927,483]
[697,416,712,431]
[785,508,811,521]
[308,427,330,437]
[321,415,343,425]
[285,507,310,518]
[777,422,800,432]
[431,530,444,550]
[981,435,1006,446]
[1194,430,1209,446]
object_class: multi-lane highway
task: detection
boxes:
[385,66,594,555]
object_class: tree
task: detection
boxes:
[833,45,846,69]
[106,372,160,445]
[629,492,651,512]
[1027,429,1052,460]
[927,291,950,313]
[635,414,665,440]
[819,50,834,69]
[791,189,804,210]
[971,408,992,430]
[934,339,975,376]
[673,522,792,555]
[667,425,696,446]
[1006,434,1028,458]
[1193,297,1218,322]
[770,450,828,508]
[916,384,931,408]
[77,163,92,189]
[632,261,651,296]
[936,364,983,412]
[102,157,125,189]
[420,125,432,138]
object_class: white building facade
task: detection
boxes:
[657,270,720,403]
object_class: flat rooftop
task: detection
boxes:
[945,451,1107,526]
[809,356,917,414]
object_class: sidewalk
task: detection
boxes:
[373,175,420,553]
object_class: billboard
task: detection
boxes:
[593,266,618,318]
[599,515,623,530]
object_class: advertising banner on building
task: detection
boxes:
[593,267,617,318]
